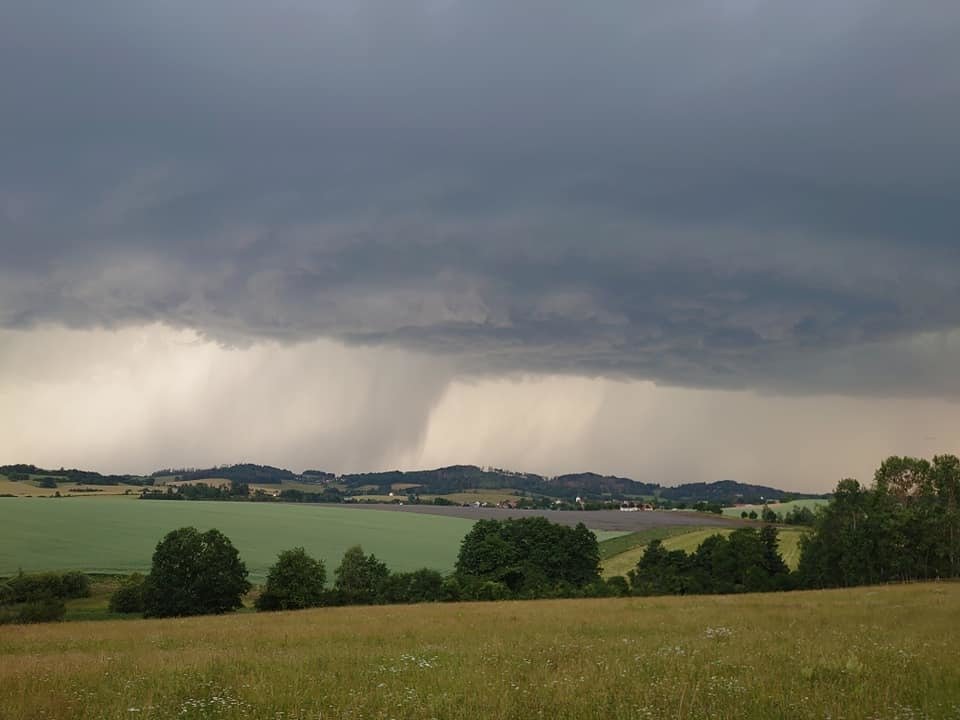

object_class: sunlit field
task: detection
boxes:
[601,527,808,578]
[1,583,957,720]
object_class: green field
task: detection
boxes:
[601,527,808,578]
[0,498,476,581]
[0,499,626,582]
[2,582,958,719]
[722,498,830,518]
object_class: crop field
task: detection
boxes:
[0,498,476,581]
[2,582,958,719]
[601,527,808,577]
[0,499,626,582]
[0,477,132,498]
[722,499,830,518]
[420,490,525,505]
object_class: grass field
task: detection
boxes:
[0,499,626,582]
[598,527,705,560]
[0,498,476,581]
[2,583,958,719]
[601,527,808,577]
[722,498,830,518]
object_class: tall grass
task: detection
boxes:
[2,583,958,719]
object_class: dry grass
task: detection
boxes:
[2,583,959,719]
[0,477,133,498]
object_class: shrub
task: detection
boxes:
[5,571,90,602]
[59,571,91,599]
[256,548,327,612]
[109,573,146,614]
[383,568,445,604]
[16,598,66,623]
[0,598,67,625]
[0,581,12,605]
[605,575,631,597]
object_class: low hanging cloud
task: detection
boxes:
[2,0,959,396]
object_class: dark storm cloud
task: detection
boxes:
[1,0,959,394]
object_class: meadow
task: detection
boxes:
[0,498,626,581]
[1,582,958,719]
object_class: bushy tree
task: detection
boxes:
[0,598,65,624]
[333,546,390,605]
[604,575,631,597]
[455,517,600,597]
[256,547,327,611]
[5,571,89,602]
[108,573,146,614]
[142,527,250,617]
[383,568,445,604]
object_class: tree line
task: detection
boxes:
[8,453,957,622]
[106,517,613,618]
[629,454,960,596]
[797,454,960,587]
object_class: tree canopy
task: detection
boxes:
[256,547,327,611]
[455,517,600,597]
[797,455,960,588]
[143,527,250,618]
[333,545,390,605]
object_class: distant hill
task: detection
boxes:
[658,480,825,506]
[340,465,550,495]
[336,465,825,504]
[0,464,148,486]
[2,461,829,504]
[151,464,302,485]
[551,472,660,497]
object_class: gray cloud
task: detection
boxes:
[2,0,959,395]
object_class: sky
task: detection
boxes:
[1,1,958,492]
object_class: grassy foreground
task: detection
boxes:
[2,583,959,720]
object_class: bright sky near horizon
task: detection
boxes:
[2,2,959,491]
